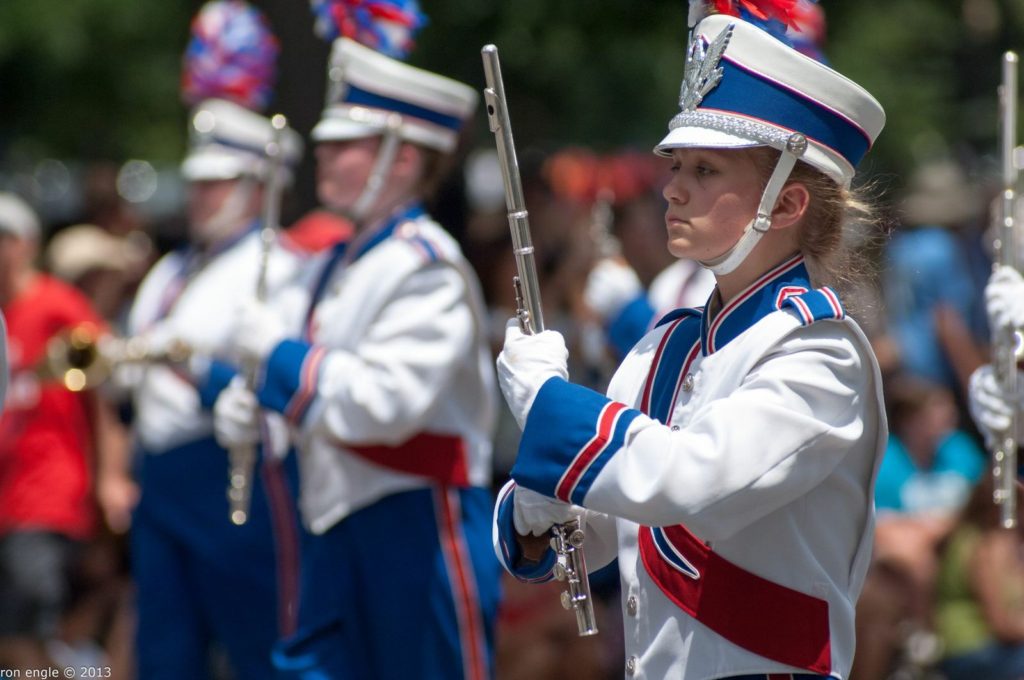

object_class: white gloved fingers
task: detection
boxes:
[213,379,260,448]
[985,265,1024,332]
[512,486,583,537]
[969,365,1014,440]
[584,257,643,322]
[229,297,289,363]
[497,320,569,429]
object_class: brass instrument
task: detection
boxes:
[42,324,190,392]
[993,51,1020,528]
[228,113,289,527]
[482,44,598,637]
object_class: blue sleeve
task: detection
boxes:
[255,339,327,424]
[511,377,642,506]
[607,294,655,359]
[196,359,238,410]
[494,483,557,582]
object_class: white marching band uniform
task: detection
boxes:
[497,256,886,679]
[264,209,496,534]
[495,12,887,680]
[127,231,308,453]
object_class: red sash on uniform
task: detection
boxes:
[638,524,831,673]
[636,307,832,674]
[346,432,469,487]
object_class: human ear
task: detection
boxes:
[770,182,810,230]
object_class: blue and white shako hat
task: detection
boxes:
[311,37,477,154]
[655,13,885,188]
[182,98,303,183]
[180,1,303,183]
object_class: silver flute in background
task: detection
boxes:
[481,44,598,637]
[993,52,1020,529]
[228,113,289,526]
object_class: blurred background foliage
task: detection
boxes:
[0,0,1023,224]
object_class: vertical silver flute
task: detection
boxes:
[993,52,1019,529]
[481,44,598,637]
[228,113,289,526]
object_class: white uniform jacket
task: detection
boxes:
[128,226,310,453]
[495,254,886,680]
[253,204,496,535]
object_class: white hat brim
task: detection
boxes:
[181,149,263,182]
[311,117,381,143]
[654,126,763,156]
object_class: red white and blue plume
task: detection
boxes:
[689,0,807,32]
[310,0,427,60]
[181,0,280,111]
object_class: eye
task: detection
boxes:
[669,163,681,174]
[695,163,716,177]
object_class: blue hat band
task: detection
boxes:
[343,84,464,133]
[701,56,872,168]
[202,133,265,159]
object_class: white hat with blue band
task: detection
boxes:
[655,13,885,275]
[311,37,477,154]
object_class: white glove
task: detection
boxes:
[213,378,260,448]
[986,265,1024,333]
[496,320,569,429]
[584,257,643,322]
[228,298,289,363]
[513,486,583,537]
[968,364,1024,446]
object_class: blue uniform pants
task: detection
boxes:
[132,437,300,680]
[273,485,501,680]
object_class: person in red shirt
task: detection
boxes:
[0,192,128,671]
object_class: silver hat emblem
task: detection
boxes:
[678,24,734,112]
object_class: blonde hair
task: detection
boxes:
[748,148,884,312]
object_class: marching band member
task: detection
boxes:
[120,3,306,678]
[214,24,500,680]
[967,264,1024,446]
[493,8,888,680]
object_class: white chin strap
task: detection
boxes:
[350,114,404,222]
[700,133,808,275]
[195,177,258,245]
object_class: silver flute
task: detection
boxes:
[482,44,598,636]
[228,113,289,526]
[993,52,1021,528]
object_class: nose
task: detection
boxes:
[662,174,687,204]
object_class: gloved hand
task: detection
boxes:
[584,257,643,323]
[496,320,569,429]
[969,364,1015,447]
[513,486,583,537]
[213,378,260,449]
[986,265,1024,333]
[228,298,289,364]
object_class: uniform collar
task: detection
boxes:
[700,253,811,355]
[345,201,425,265]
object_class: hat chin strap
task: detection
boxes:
[699,134,807,276]
[350,114,404,223]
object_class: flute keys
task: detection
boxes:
[560,591,572,610]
